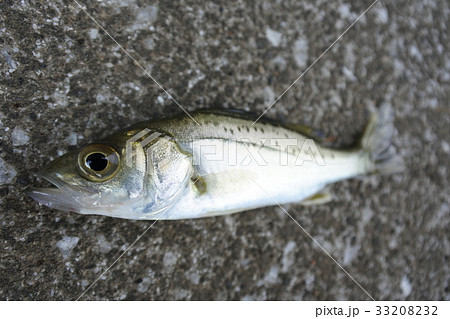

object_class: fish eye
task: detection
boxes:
[77,144,120,182]
[86,153,108,171]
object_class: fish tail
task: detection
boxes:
[360,103,405,175]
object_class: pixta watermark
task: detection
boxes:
[125,129,326,174]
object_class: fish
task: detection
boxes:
[27,104,404,220]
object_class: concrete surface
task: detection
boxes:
[1,0,449,300]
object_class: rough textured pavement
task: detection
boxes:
[1,0,449,300]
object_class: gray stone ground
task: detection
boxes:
[0,0,449,300]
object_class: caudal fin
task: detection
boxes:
[360,103,405,175]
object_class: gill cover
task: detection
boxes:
[134,133,194,218]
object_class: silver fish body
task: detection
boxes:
[28,106,403,219]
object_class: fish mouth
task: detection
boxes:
[26,170,99,213]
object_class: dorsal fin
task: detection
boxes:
[193,108,268,123]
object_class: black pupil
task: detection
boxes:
[86,153,108,171]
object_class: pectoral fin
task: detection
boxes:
[300,190,333,206]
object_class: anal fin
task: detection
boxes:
[300,190,333,206]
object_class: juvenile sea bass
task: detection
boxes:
[28,105,403,219]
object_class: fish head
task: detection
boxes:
[28,129,194,219]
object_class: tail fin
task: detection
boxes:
[360,103,405,175]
